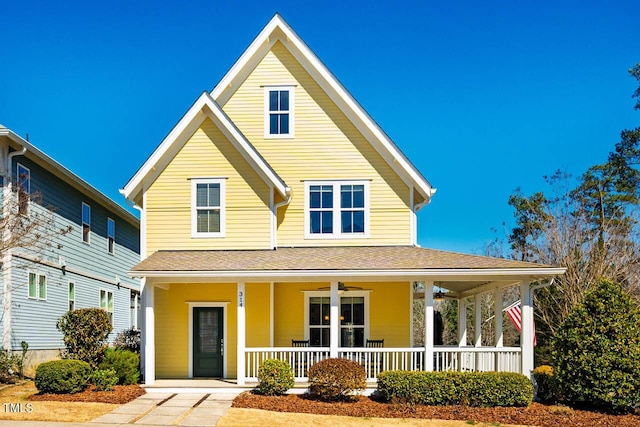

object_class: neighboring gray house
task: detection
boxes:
[0,126,140,371]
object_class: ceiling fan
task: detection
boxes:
[313,282,365,293]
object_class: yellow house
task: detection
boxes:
[121,14,564,385]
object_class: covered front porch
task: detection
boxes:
[132,247,564,386]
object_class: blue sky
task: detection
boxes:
[1,1,638,254]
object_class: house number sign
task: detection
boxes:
[238,290,244,307]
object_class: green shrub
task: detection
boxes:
[91,368,118,391]
[307,358,366,401]
[257,359,294,395]
[377,371,533,407]
[57,308,112,368]
[0,349,19,383]
[99,348,140,385]
[551,279,640,412]
[35,360,91,394]
[533,365,556,403]
[113,328,141,354]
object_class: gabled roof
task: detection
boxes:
[211,14,436,202]
[0,125,139,228]
[120,92,289,204]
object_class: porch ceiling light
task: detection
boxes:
[434,290,446,301]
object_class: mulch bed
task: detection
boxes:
[233,392,640,427]
[29,384,145,404]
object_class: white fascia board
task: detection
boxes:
[131,267,567,282]
[121,92,288,202]
[210,14,435,201]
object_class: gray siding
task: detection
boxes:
[7,155,140,351]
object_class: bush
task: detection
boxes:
[533,365,556,403]
[307,358,366,401]
[113,328,141,354]
[257,359,294,395]
[0,349,19,383]
[57,308,112,368]
[91,368,118,391]
[377,371,533,407]
[551,279,640,412]
[35,360,91,394]
[99,348,140,385]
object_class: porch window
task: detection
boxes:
[309,297,330,346]
[340,296,365,347]
[191,178,225,237]
[306,292,369,347]
[305,181,369,238]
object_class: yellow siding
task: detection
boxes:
[154,283,238,378]
[273,282,308,346]
[246,283,271,347]
[145,118,272,254]
[222,41,412,246]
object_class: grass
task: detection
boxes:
[0,381,117,422]
[217,408,529,427]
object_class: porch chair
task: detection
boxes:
[365,339,384,377]
[291,339,309,377]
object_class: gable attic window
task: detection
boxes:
[191,178,225,238]
[16,163,30,216]
[264,86,294,138]
[305,180,369,238]
[82,202,91,243]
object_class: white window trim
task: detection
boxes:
[191,178,226,238]
[304,180,370,239]
[16,163,30,216]
[107,217,115,255]
[303,290,370,346]
[99,288,114,320]
[68,282,75,311]
[264,86,295,139]
[27,270,47,301]
[130,290,140,330]
[82,202,91,244]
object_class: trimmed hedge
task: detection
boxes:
[308,358,366,401]
[257,359,294,396]
[35,360,91,394]
[377,371,533,407]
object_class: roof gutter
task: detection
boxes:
[7,146,27,179]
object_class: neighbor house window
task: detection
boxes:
[191,178,225,237]
[68,282,75,311]
[264,86,294,138]
[107,218,115,254]
[100,289,113,323]
[82,203,91,243]
[28,272,47,300]
[16,163,30,216]
[130,291,140,330]
[305,292,369,347]
[305,181,369,238]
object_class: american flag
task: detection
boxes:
[505,302,537,346]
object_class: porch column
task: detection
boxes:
[237,282,246,385]
[457,298,467,346]
[494,287,503,347]
[520,280,534,378]
[330,282,339,358]
[142,279,155,385]
[424,281,434,371]
[474,293,482,347]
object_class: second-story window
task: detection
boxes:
[305,181,369,238]
[265,86,294,138]
[16,163,30,216]
[82,203,91,243]
[191,178,225,237]
[107,218,115,254]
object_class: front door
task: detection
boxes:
[193,307,223,377]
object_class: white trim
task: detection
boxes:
[424,281,434,371]
[209,14,435,202]
[474,293,482,347]
[237,282,246,385]
[264,86,294,138]
[187,302,229,379]
[191,178,226,238]
[304,180,370,239]
[27,270,47,301]
[107,217,115,255]
[458,297,467,346]
[68,281,76,312]
[99,288,114,322]
[81,202,91,244]
[142,280,154,385]
[494,287,503,347]
[520,280,534,378]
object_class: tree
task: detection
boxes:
[551,279,640,412]
[57,308,113,368]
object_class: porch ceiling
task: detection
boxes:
[131,247,564,293]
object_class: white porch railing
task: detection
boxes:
[244,346,521,381]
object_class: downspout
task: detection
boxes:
[7,147,27,178]
[272,187,292,249]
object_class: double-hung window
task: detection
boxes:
[305,181,369,238]
[100,289,114,323]
[191,178,225,237]
[68,282,75,311]
[28,272,47,300]
[264,86,294,138]
[82,203,91,243]
[16,163,30,216]
[305,292,369,347]
[107,218,115,254]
